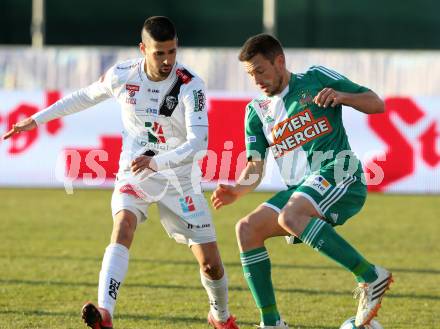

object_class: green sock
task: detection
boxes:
[300,218,378,283]
[240,247,280,326]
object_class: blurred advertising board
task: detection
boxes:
[1,90,439,193]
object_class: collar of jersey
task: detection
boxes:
[268,73,294,100]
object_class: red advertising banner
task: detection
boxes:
[1,91,439,193]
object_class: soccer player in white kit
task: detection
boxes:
[2,16,239,329]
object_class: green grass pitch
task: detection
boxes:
[0,189,439,329]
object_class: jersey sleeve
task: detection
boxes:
[309,65,370,94]
[182,79,209,127]
[32,66,115,125]
[245,103,268,161]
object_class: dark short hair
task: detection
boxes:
[238,34,284,63]
[142,16,177,42]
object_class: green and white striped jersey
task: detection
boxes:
[245,66,369,187]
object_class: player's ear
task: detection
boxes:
[139,42,146,56]
[275,53,285,68]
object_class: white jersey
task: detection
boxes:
[32,58,209,183]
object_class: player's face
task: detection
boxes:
[244,53,285,96]
[140,36,177,81]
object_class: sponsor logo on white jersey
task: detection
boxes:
[176,68,193,84]
[193,89,205,112]
[125,84,140,104]
[144,121,166,143]
[165,96,178,110]
[137,140,170,151]
[145,108,158,115]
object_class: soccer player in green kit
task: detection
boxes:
[211,34,393,328]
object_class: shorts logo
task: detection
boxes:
[108,278,121,300]
[330,212,339,223]
[187,223,210,229]
[119,184,142,199]
[315,239,325,251]
[179,196,196,213]
[304,175,332,196]
[247,136,256,143]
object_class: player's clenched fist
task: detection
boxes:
[313,87,346,108]
[2,117,37,140]
[130,155,158,175]
[211,184,239,210]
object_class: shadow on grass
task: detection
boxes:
[4,255,440,275]
[1,278,439,301]
[0,309,337,328]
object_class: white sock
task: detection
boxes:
[200,270,230,322]
[98,243,129,317]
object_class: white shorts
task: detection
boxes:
[111,173,216,246]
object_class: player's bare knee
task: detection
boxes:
[279,209,314,237]
[117,215,136,230]
[200,260,223,279]
[278,210,300,235]
[112,215,136,245]
[235,217,254,242]
[236,214,268,250]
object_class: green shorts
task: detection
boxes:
[264,171,367,227]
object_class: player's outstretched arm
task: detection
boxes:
[314,88,385,114]
[4,67,114,139]
[211,160,264,210]
[2,117,37,140]
[3,82,112,141]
